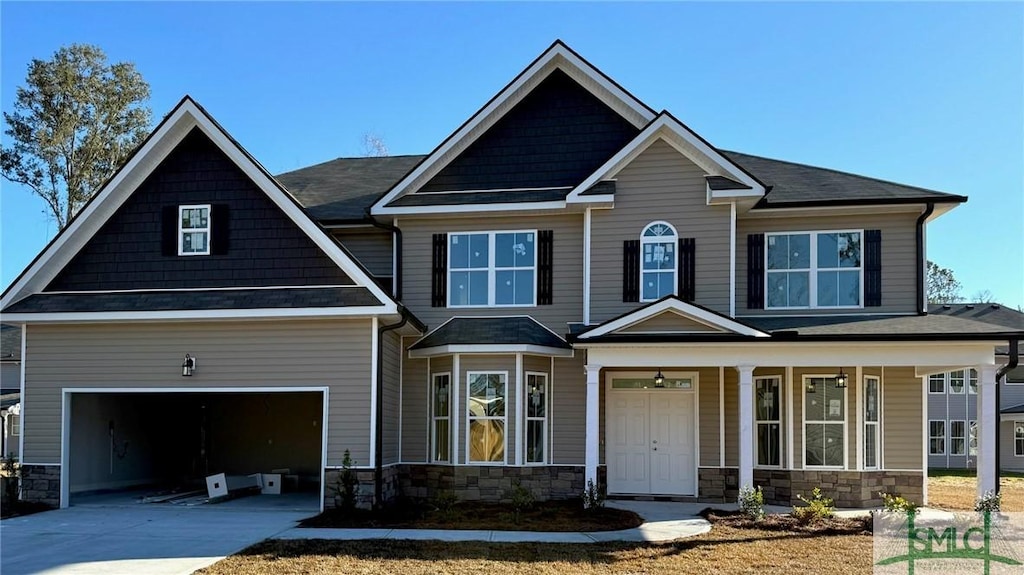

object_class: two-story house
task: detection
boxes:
[926,304,1024,473]
[3,41,1020,511]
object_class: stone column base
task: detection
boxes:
[20,465,60,508]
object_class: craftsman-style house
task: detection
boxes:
[3,41,1020,511]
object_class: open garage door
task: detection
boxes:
[62,388,326,510]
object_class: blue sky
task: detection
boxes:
[2,2,1022,308]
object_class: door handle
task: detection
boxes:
[652,447,658,451]
[652,440,658,444]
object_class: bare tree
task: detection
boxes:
[361,133,388,157]
[971,289,996,304]
[926,260,962,304]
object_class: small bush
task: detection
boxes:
[792,487,834,525]
[334,450,360,513]
[975,490,1002,513]
[879,492,918,514]
[432,490,459,517]
[582,478,605,510]
[738,485,765,521]
[507,481,536,524]
[2,454,19,504]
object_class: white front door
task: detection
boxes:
[606,381,697,496]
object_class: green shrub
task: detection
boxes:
[879,492,918,514]
[334,450,360,512]
[582,478,605,510]
[792,487,834,524]
[738,485,765,521]
[432,489,459,517]
[507,480,536,524]
[975,490,1002,513]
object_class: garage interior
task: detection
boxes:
[67,391,323,507]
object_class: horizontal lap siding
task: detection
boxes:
[591,139,732,323]
[553,353,586,464]
[333,229,393,279]
[400,338,428,463]
[401,214,584,334]
[883,367,923,470]
[382,331,401,465]
[23,320,371,466]
[736,212,919,315]
[1001,421,1024,472]
[698,368,721,467]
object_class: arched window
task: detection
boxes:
[640,222,677,301]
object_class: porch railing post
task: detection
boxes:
[737,365,756,491]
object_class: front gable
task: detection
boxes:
[1,97,398,317]
[617,309,727,334]
[577,297,770,340]
[47,129,355,291]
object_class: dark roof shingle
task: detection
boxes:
[410,317,570,350]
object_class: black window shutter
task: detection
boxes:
[864,229,882,307]
[161,206,177,256]
[747,233,765,309]
[431,233,448,307]
[623,239,640,302]
[211,204,230,255]
[678,238,696,302]
[537,230,554,305]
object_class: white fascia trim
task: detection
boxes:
[370,44,654,214]
[2,98,395,311]
[707,184,762,204]
[578,299,770,340]
[409,344,574,359]
[2,306,394,323]
[566,115,766,203]
[62,386,330,394]
[373,201,568,216]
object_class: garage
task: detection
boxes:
[61,388,326,509]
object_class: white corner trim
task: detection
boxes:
[583,208,592,326]
[2,98,397,312]
[369,317,379,468]
[566,114,766,202]
[18,325,25,465]
[370,43,654,214]
[729,202,737,318]
[577,298,770,340]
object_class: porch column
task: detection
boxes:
[976,364,999,497]
[736,365,756,491]
[584,364,602,490]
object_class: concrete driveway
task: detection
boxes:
[1,496,315,575]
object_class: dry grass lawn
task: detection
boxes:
[927,471,1024,511]
[197,521,873,575]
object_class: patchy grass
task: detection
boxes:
[198,513,874,575]
[301,499,642,532]
[927,472,1024,511]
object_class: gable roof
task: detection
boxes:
[1,97,399,318]
[723,151,967,208]
[369,41,655,215]
[408,316,573,357]
[575,297,771,341]
[928,303,1024,355]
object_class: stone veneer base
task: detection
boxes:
[697,468,924,508]
[20,465,61,507]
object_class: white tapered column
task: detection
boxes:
[737,365,756,490]
[977,364,998,497]
[584,364,602,489]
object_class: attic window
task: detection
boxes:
[179,205,211,255]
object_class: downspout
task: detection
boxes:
[375,309,409,508]
[368,216,402,301]
[994,338,1019,494]
[916,202,935,315]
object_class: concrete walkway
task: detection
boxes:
[272,500,713,543]
[0,495,314,575]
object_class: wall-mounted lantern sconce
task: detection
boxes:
[182,354,196,377]
[653,369,665,388]
[835,368,848,389]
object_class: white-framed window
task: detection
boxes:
[950,420,966,456]
[968,369,978,394]
[524,372,548,464]
[10,414,19,436]
[766,230,862,309]
[864,376,880,469]
[1016,423,1024,457]
[968,420,978,457]
[449,231,536,307]
[640,222,677,302]
[755,377,781,467]
[949,370,966,394]
[928,373,945,394]
[178,204,211,255]
[803,377,846,468]
[430,372,451,463]
[929,420,946,455]
[466,371,507,463]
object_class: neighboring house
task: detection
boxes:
[2,41,1021,511]
[1,324,21,461]
[928,304,1024,473]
